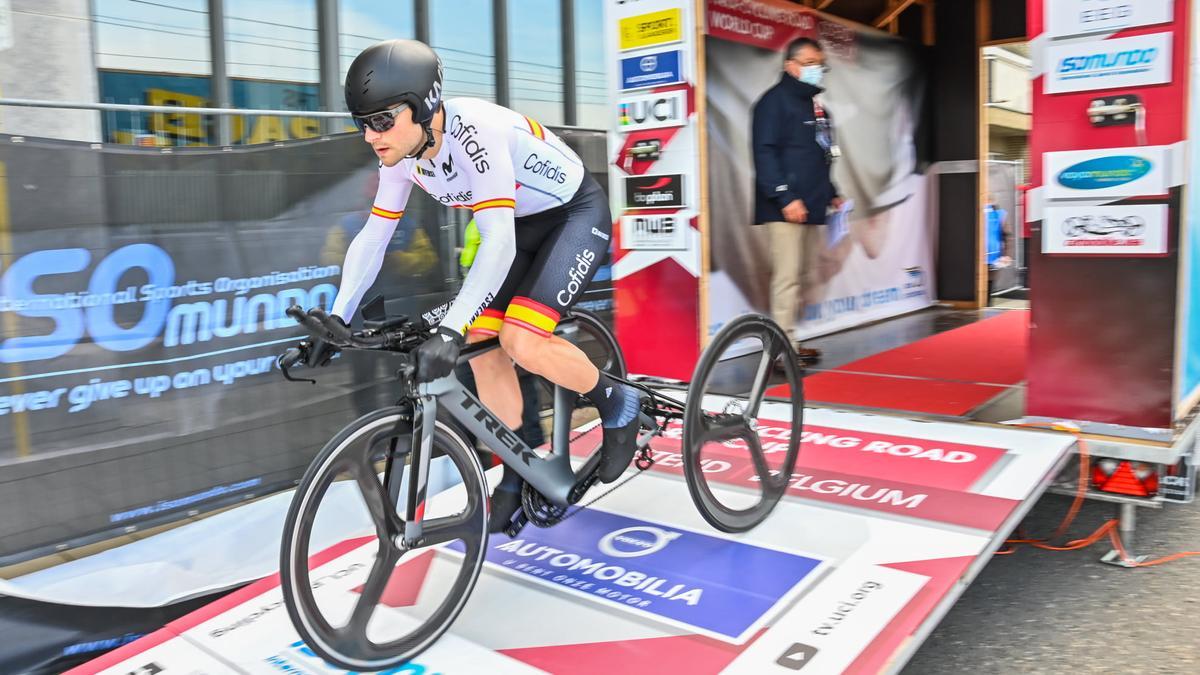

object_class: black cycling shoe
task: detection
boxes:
[596,400,645,484]
[488,485,524,534]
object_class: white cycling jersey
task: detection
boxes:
[331,97,586,333]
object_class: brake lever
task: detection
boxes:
[277,345,317,385]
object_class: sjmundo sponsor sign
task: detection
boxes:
[1046,32,1173,94]
[451,508,822,642]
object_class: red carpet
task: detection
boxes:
[773,310,1028,417]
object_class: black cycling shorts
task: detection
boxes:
[467,175,611,338]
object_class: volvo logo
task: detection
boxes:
[598,525,681,558]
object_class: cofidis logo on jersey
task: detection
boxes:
[1057,156,1151,190]
[620,50,683,91]
[1046,32,1172,94]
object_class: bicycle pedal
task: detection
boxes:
[635,448,655,470]
[504,513,528,538]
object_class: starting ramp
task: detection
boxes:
[70,402,1074,675]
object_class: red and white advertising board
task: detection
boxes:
[74,403,1073,675]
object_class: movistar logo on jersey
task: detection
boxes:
[1057,156,1152,190]
[448,114,491,173]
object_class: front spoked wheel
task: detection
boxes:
[683,314,803,532]
[280,407,489,671]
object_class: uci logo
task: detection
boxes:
[597,526,681,558]
[1057,155,1151,190]
[639,56,658,72]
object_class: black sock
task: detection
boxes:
[586,373,626,425]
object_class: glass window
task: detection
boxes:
[573,0,608,129]
[338,0,416,86]
[507,0,563,126]
[223,0,319,87]
[429,0,496,101]
[94,0,212,145]
[94,0,212,76]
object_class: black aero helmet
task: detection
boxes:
[345,39,443,120]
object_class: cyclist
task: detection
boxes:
[302,39,641,532]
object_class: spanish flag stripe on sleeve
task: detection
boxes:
[472,197,516,213]
[525,117,545,140]
[371,205,404,220]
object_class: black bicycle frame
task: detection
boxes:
[397,336,611,543]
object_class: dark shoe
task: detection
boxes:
[488,485,523,534]
[597,403,644,484]
[795,346,822,363]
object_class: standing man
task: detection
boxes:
[752,37,842,362]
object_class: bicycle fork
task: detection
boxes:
[397,396,437,548]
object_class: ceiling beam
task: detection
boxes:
[875,0,919,28]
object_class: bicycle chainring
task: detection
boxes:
[521,482,569,528]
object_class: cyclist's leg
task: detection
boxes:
[495,178,639,482]
[466,248,532,430]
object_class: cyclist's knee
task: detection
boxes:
[498,324,546,370]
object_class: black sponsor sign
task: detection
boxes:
[624,173,684,209]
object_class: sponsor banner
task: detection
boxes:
[1043,204,1169,255]
[68,630,236,674]
[1046,32,1174,95]
[723,563,928,674]
[703,6,934,342]
[625,173,685,208]
[704,0,819,52]
[1045,0,1175,39]
[618,89,688,131]
[619,49,685,91]
[568,423,1022,530]
[173,542,542,674]
[1044,145,1169,198]
[618,8,684,50]
[450,508,823,643]
[620,212,690,250]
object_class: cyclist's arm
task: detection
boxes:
[331,165,414,320]
[438,134,518,335]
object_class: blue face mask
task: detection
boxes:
[799,65,825,87]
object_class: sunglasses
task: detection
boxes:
[352,104,410,133]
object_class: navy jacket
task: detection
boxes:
[751,75,838,225]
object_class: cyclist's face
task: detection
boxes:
[362,106,423,167]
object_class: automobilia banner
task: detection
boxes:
[703,0,934,340]
[606,0,703,379]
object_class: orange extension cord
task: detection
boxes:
[994,423,1200,567]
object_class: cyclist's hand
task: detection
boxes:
[304,314,348,368]
[415,326,464,382]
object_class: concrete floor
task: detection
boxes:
[903,494,1200,673]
